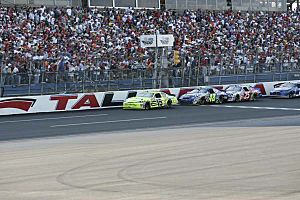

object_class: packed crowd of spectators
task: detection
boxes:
[0,6,300,85]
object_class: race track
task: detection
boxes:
[1,98,300,141]
[0,97,300,200]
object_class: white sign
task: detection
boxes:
[140,34,174,48]
[140,35,156,48]
[0,80,291,116]
[157,35,174,47]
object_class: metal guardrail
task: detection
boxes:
[0,62,300,97]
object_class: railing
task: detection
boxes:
[0,0,73,6]
[0,62,300,97]
[165,0,287,11]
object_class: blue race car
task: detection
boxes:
[179,86,228,105]
[270,82,300,98]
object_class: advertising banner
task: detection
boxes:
[0,91,135,116]
[0,80,298,116]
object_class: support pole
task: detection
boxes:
[153,31,158,89]
[0,55,3,97]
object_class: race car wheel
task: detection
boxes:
[251,93,257,101]
[192,99,198,105]
[235,95,241,102]
[288,93,294,99]
[198,97,206,105]
[144,102,151,110]
[166,100,172,108]
[218,96,224,104]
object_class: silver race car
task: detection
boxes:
[179,86,228,105]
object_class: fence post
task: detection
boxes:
[41,72,44,95]
[139,70,143,89]
[143,70,146,89]
[108,70,111,91]
[0,55,3,97]
[131,69,135,90]
[0,70,2,97]
[82,70,85,93]
[64,71,67,93]
[279,72,282,81]
[28,71,32,96]
[188,67,192,87]
[181,67,185,87]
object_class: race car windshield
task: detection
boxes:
[226,86,241,91]
[138,93,154,98]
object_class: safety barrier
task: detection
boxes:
[2,66,300,98]
[0,80,299,116]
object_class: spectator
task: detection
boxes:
[0,6,299,85]
[34,67,41,84]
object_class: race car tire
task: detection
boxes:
[288,93,294,99]
[235,95,241,102]
[144,102,151,110]
[198,97,206,105]
[218,96,224,104]
[251,93,257,101]
[192,99,198,105]
[166,100,172,108]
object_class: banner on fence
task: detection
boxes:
[0,80,299,115]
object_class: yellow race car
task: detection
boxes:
[123,91,178,110]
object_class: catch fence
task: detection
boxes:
[1,61,300,97]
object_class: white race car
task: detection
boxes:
[225,85,261,102]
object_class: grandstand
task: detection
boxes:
[0,0,298,10]
[0,0,300,97]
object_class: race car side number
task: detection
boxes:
[156,99,163,107]
[209,94,216,103]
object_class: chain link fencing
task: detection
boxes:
[1,60,300,97]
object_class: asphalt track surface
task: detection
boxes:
[1,97,300,141]
[1,97,300,200]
